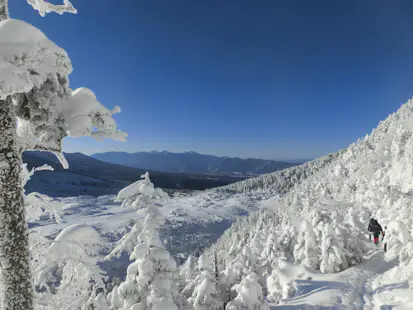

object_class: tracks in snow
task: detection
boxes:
[271,250,396,309]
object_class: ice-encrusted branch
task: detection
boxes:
[18,137,69,169]
[52,151,68,169]
[18,137,61,153]
[27,0,77,17]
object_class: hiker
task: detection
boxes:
[368,218,384,245]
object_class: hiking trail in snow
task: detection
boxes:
[270,249,398,309]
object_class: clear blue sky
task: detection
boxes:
[10,0,413,160]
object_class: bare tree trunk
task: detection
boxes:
[0,98,33,310]
[0,0,8,21]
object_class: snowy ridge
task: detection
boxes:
[196,98,413,308]
[210,151,341,197]
[212,98,413,197]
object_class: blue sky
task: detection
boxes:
[10,0,413,160]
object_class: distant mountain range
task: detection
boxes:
[91,151,304,175]
[22,152,251,197]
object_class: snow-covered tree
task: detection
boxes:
[107,173,187,310]
[179,255,197,293]
[106,172,169,260]
[0,2,126,309]
[224,245,257,289]
[385,220,413,266]
[266,269,283,304]
[109,212,187,310]
[226,273,269,310]
[22,162,63,223]
[188,255,223,310]
[115,172,169,209]
[293,220,319,270]
[33,224,106,310]
[105,220,143,261]
[320,223,348,273]
[218,267,237,309]
[84,292,111,310]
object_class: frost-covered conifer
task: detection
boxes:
[266,269,282,304]
[293,220,319,270]
[385,220,413,266]
[106,172,169,260]
[0,1,125,309]
[107,173,188,310]
[187,255,223,310]
[179,255,197,294]
[226,273,269,310]
[320,223,347,273]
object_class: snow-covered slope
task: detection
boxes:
[197,98,413,309]
[211,151,341,198]
[29,98,413,309]
[29,192,262,264]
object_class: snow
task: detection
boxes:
[0,19,71,99]
[105,174,189,310]
[7,0,413,307]
[387,220,412,245]
[26,0,77,17]
[268,251,398,309]
[55,87,127,142]
[0,18,46,43]
[53,223,100,244]
[228,273,269,310]
[0,59,32,97]
[0,3,126,309]
[199,97,413,309]
[28,192,262,270]
[16,90,413,308]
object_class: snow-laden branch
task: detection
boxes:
[0,19,72,99]
[115,172,169,209]
[26,193,63,223]
[52,151,69,169]
[22,163,65,223]
[55,87,127,144]
[22,162,54,187]
[0,22,125,173]
[27,0,77,17]
[19,137,69,169]
[18,137,61,153]
[33,225,106,310]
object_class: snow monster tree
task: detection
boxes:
[0,1,126,309]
